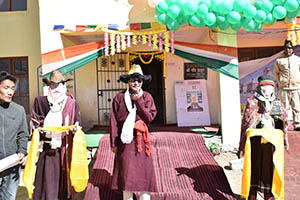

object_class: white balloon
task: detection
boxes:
[148,0,156,8]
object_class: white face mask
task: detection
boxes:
[49,83,66,100]
[261,85,274,100]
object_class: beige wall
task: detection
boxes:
[0,0,42,112]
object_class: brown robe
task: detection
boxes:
[30,94,81,200]
[109,90,158,192]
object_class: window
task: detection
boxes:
[0,57,29,114]
[0,0,27,12]
[238,46,284,62]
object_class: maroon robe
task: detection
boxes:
[110,90,158,192]
[30,93,81,200]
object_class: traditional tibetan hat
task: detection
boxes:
[257,74,275,88]
[119,64,152,83]
[284,40,293,49]
[42,70,72,86]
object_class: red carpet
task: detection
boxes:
[84,131,236,200]
[284,131,300,200]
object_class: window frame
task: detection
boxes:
[0,0,27,12]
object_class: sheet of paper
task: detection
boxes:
[0,153,19,173]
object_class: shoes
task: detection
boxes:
[294,127,300,131]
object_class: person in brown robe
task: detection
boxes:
[110,64,157,200]
[30,70,81,200]
[238,74,287,200]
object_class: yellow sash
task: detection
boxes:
[241,128,284,200]
[22,125,89,198]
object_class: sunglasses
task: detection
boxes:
[129,79,143,83]
[49,81,65,89]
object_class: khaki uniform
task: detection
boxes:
[274,53,300,128]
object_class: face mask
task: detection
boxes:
[49,83,66,100]
[261,85,274,100]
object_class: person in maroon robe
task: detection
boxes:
[110,64,157,200]
[30,70,81,200]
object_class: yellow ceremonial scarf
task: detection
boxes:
[241,128,284,200]
[22,125,89,199]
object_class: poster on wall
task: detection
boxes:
[184,63,207,80]
[174,80,210,127]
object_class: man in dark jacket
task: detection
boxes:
[0,71,29,200]
[110,64,157,200]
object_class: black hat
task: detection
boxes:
[284,40,293,49]
[257,74,275,87]
[120,64,152,83]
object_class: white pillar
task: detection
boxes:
[219,73,241,149]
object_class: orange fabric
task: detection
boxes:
[42,41,104,65]
[174,41,238,57]
[134,120,152,156]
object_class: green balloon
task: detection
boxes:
[231,22,242,31]
[211,0,222,13]
[241,17,252,26]
[220,0,233,15]
[157,2,169,13]
[254,10,267,23]
[286,10,298,18]
[157,13,168,24]
[204,12,216,26]
[219,20,230,30]
[261,1,274,13]
[208,23,217,29]
[183,1,198,16]
[189,15,201,26]
[216,15,226,25]
[243,5,257,19]
[200,0,211,8]
[244,19,255,31]
[176,0,186,8]
[177,13,189,24]
[254,22,263,32]
[167,5,181,19]
[167,20,180,30]
[273,6,287,19]
[284,0,298,12]
[264,13,275,24]
[233,0,247,12]
[272,0,285,6]
[255,1,263,10]
[166,0,177,5]
[196,4,208,17]
[227,11,241,24]
[196,18,206,28]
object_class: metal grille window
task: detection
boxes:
[0,0,27,12]
[96,53,128,126]
[0,57,29,114]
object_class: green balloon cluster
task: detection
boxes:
[155,0,300,32]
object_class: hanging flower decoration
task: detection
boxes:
[287,23,300,46]
[132,35,138,45]
[110,33,116,56]
[147,34,152,47]
[159,33,163,51]
[121,34,126,50]
[170,31,175,54]
[152,33,158,49]
[104,32,109,56]
[127,35,131,48]
[154,0,300,32]
[164,31,170,52]
[101,27,174,56]
[142,35,147,45]
[116,34,121,53]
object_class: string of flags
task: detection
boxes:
[53,22,175,55]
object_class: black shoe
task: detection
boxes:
[294,127,300,131]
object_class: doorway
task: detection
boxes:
[131,54,165,125]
